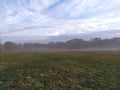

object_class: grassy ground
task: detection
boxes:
[0,51,120,90]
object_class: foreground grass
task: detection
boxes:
[0,51,120,90]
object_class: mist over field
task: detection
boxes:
[1,37,120,51]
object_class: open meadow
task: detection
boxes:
[0,51,120,90]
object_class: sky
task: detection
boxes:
[0,0,120,43]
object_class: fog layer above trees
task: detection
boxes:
[1,37,120,51]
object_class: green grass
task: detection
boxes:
[0,51,120,90]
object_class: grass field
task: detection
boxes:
[0,51,120,90]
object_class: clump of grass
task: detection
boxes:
[33,82,44,89]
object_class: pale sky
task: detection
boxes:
[0,0,120,43]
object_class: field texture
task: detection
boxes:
[0,51,120,90]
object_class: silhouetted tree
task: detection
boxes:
[90,38,102,42]
[4,41,18,50]
[0,44,2,50]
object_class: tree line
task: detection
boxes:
[0,37,120,51]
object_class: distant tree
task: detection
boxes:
[4,41,18,50]
[66,38,84,44]
[0,44,2,50]
[18,43,22,48]
[89,38,102,47]
[112,37,120,42]
[48,42,55,45]
[90,38,102,42]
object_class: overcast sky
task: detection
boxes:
[0,0,120,42]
